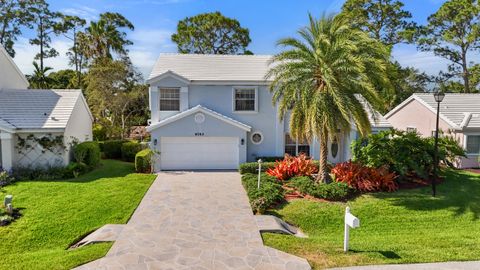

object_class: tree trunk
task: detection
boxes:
[461,49,470,93]
[39,17,44,71]
[316,128,331,184]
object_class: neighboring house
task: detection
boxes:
[0,45,93,171]
[385,93,480,168]
[146,53,391,170]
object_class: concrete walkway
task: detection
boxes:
[329,261,480,270]
[75,172,310,270]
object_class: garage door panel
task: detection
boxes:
[160,137,239,170]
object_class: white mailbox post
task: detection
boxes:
[257,159,263,189]
[344,206,360,252]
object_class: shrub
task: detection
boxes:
[64,162,89,178]
[352,129,466,180]
[135,149,153,173]
[241,173,283,214]
[92,124,107,141]
[331,161,398,192]
[73,141,101,168]
[239,162,276,174]
[121,141,144,162]
[11,166,66,181]
[0,171,13,187]
[103,140,128,159]
[288,176,350,200]
[266,154,318,181]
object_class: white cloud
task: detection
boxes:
[129,29,176,77]
[60,5,99,23]
[13,37,73,75]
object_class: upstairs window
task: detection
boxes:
[285,133,310,156]
[466,135,480,154]
[159,88,180,111]
[234,88,256,111]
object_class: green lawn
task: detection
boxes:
[0,159,156,270]
[263,169,480,269]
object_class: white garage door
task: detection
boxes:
[160,137,239,170]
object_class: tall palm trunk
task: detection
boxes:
[317,128,330,183]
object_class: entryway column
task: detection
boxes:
[0,132,14,171]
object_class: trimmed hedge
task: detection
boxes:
[73,141,101,168]
[289,176,351,201]
[135,149,153,173]
[103,140,128,159]
[121,141,144,162]
[239,162,276,174]
[241,173,284,214]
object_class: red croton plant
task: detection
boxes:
[331,161,398,192]
[266,154,318,181]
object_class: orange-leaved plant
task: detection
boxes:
[266,154,318,181]
[331,161,398,192]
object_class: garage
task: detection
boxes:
[160,137,239,170]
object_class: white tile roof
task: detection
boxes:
[148,53,273,82]
[0,89,84,130]
[354,94,392,128]
[386,93,480,129]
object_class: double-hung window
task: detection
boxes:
[466,135,480,155]
[285,133,310,156]
[234,88,256,112]
[159,88,180,111]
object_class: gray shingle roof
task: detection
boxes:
[0,89,84,130]
[148,53,273,82]
[412,93,480,129]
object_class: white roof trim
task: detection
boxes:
[146,70,191,85]
[0,45,29,87]
[384,94,460,130]
[460,113,472,129]
[147,105,252,132]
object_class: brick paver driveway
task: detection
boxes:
[76,172,310,270]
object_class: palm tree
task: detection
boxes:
[267,14,390,183]
[28,61,55,89]
[81,12,134,60]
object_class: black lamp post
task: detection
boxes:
[432,91,445,197]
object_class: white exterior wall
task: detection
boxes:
[63,96,93,164]
[13,132,67,168]
[0,46,29,90]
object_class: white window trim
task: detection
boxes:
[159,87,180,112]
[284,133,310,156]
[250,131,264,145]
[406,126,417,133]
[464,133,480,156]
[232,86,258,113]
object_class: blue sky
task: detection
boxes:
[12,0,451,79]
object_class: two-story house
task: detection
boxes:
[146,53,391,170]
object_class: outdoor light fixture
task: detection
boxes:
[153,139,158,146]
[434,91,445,103]
[432,91,445,197]
[241,138,245,145]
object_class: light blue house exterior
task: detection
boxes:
[147,54,391,170]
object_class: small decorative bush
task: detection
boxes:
[266,154,318,181]
[241,173,283,214]
[331,161,398,192]
[239,162,276,174]
[121,141,144,162]
[289,176,351,200]
[64,162,89,178]
[92,124,107,141]
[0,171,13,187]
[103,140,128,159]
[135,149,153,173]
[73,141,101,168]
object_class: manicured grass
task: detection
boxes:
[0,160,156,270]
[263,169,480,269]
